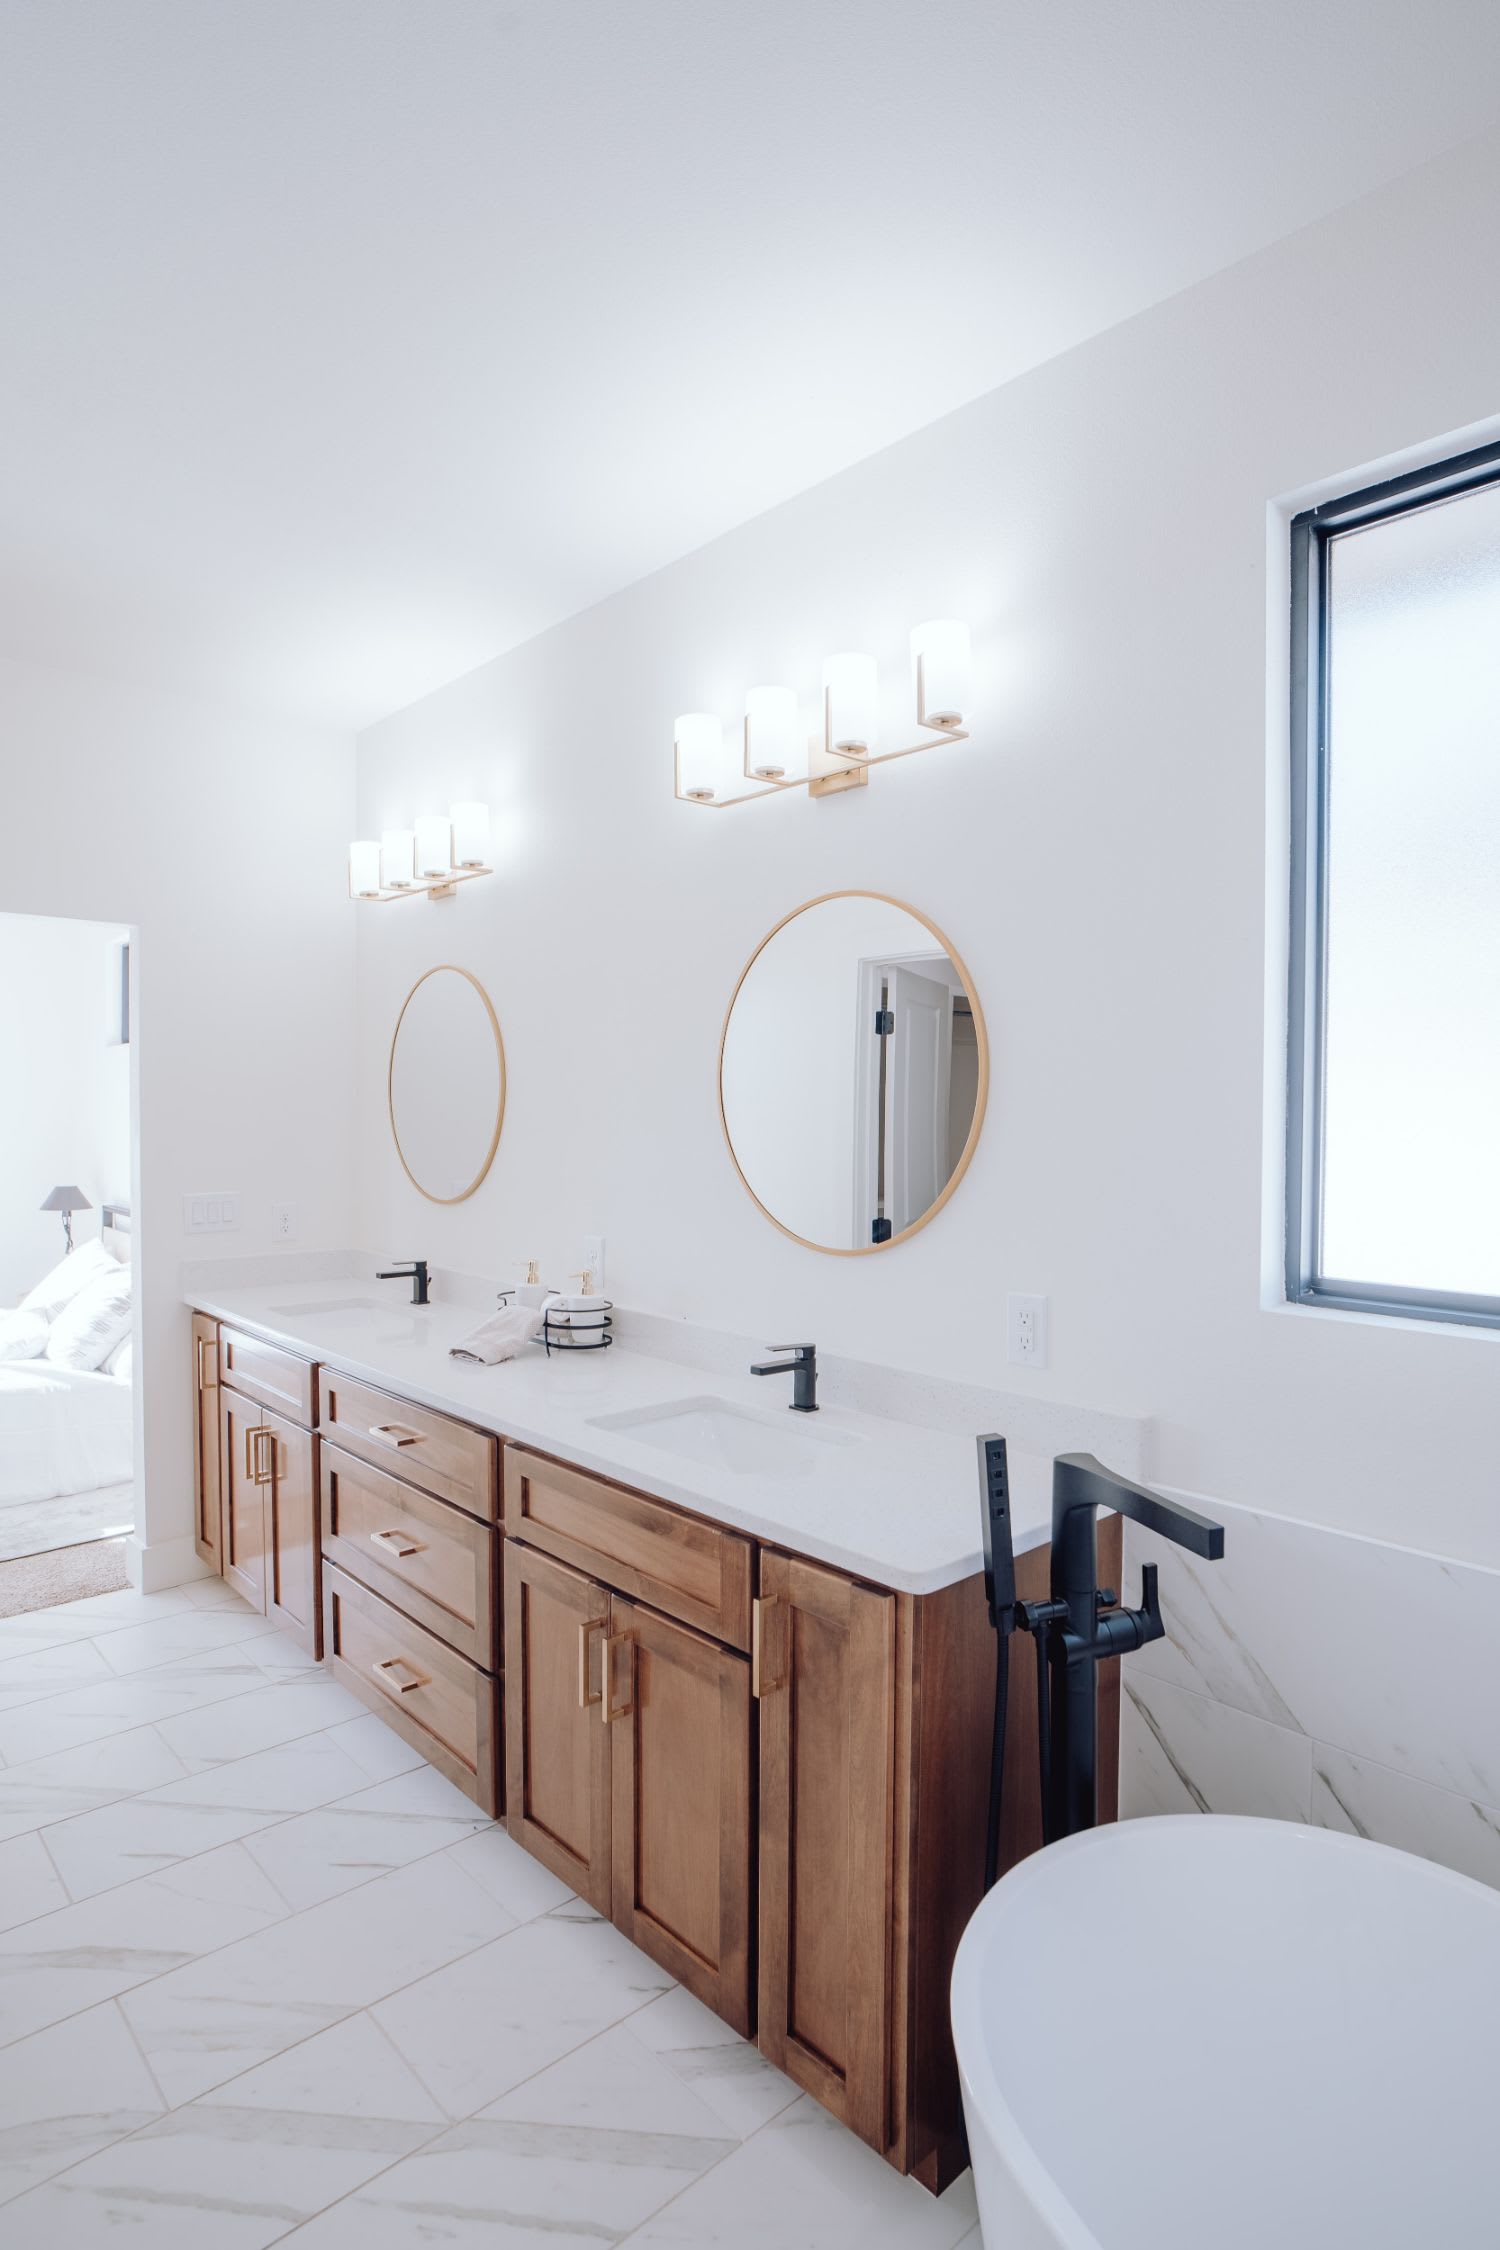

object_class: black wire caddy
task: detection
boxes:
[497,1287,614,1355]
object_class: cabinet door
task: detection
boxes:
[504,1544,612,1912]
[608,1596,753,2034]
[757,1551,897,2151]
[220,1386,268,1614]
[192,1314,222,1570]
[263,1408,320,1654]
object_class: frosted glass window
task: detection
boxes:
[1288,453,1500,1326]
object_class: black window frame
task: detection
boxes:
[1287,437,1500,1332]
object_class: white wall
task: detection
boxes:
[0,913,131,1303]
[0,655,355,1585]
[354,128,1500,1573]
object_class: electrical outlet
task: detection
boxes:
[184,1192,240,1235]
[1007,1293,1049,1370]
[582,1235,606,1292]
[272,1202,298,1242]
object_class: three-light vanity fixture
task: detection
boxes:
[674,619,971,809]
[348,802,493,903]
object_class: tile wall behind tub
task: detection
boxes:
[1119,1502,1500,1891]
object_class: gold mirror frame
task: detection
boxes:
[718,890,990,1256]
[388,964,506,1205]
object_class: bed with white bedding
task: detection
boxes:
[0,1358,134,1504]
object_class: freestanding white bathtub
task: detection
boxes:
[952,1814,1500,2250]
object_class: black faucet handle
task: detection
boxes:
[765,1343,814,1357]
[1138,1563,1162,1638]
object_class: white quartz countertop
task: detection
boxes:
[186,1279,1060,1594]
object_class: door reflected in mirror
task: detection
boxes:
[719,893,988,1253]
[389,965,505,1204]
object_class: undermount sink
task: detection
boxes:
[588,1396,860,1478]
[266,1297,381,1320]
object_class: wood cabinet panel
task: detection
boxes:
[219,1325,315,1426]
[219,1387,268,1614]
[756,1550,897,2152]
[609,1597,753,2034]
[192,1313,222,1570]
[319,1369,497,1521]
[503,1543,611,1912]
[323,1563,498,1813]
[263,1408,319,1655]
[320,1443,497,1664]
[504,1447,752,1651]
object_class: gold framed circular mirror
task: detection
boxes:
[719,892,988,1254]
[388,965,506,1204]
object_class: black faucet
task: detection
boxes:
[1040,1454,1224,1842]
[376,1259,430,1306]
[751,1343,818,1412]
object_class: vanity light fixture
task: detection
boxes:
[673,621,971,809]
[349,802,494,903]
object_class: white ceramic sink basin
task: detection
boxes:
[953,1814,1500,2250]
[588,1396,860,1478]
[266,1298,380,1321]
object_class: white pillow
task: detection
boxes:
[100,1334,134,1382]
[0,1308,48,1362]
[44,1264,133,1373]
[21,1238,113,1322]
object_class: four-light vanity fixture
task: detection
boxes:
[674,619,971,808]
[348,802,493,903]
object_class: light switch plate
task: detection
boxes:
[184,1192,240,1235]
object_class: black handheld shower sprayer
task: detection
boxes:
[977,1435,1225,1887]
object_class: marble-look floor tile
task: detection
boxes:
[123,1850,516,2104]
[40,1783,292,1903]
[0,2001,164,2205]
[95,1604,283,1677]
[0,1655,268,1766]
[195,2011,446,2125]
[242,1764,490,1910]
[1124,1507,1500,1805]
[482,2017,743,2145]
[0,1635,116,1713]
[1119,1674,1312,1825]
[0,1830,69,1932]
[321,1710,428,1785]
[437,1820,575,1922]
[0,1722,190,1843]
[152,1675,365,1770]
[622,2094,977,2249]
[627,1985,799,2140]
[372,1902,674,2119]
[1312,1743,1500,1892]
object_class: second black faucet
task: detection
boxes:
[377,1259,430,1305]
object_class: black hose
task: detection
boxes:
[984,1630,1009,1891]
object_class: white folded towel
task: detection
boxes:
[449,1305,544,1364]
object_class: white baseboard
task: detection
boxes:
[125,1532,212,1594]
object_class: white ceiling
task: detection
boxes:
[2,0,1499,731]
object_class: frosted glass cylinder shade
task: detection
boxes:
[676,712,727,800]
[349,840,383,896]
[745,685,801,780]
[415,813,453,877]
[911,620,971,728]
[380,829,415,887]
[451,802,490,866]
[823,653,878,756]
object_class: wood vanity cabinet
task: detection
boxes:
[191,1313,222,1569]
[214,1324,321,1655]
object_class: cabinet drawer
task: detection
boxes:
[322,1563,499,1815]
[318,1369,497,1520]
[321,1443,498,1666]
[504,1447,752,1652]
[219,1326,316,1427]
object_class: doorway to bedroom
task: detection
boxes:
[0,910,136,1603]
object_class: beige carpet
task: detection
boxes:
[0,1536,130,1616]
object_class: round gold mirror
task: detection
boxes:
[389,965,505,1204]
[719,892,988,1254]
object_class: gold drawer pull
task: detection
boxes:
[601,1632,634,1725]
[752,1597,785,1698]
[244,1426,275,1486]
[369,1528,424,1560]
[369,1422,424,1448]
[373,1655,427,1695]
[578,1617,605,1709]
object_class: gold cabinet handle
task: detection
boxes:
[752,1597,785,1698]
[601,1632,634,1725]
[578,1617,605,1709]
[373,1655,427,1695]
[243,1425,274,1486]
[369,1527,424,1560]
[369,1423,424,1449]
[196,1336,218,1389]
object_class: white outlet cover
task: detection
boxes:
[1007,1292,1050,1370]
